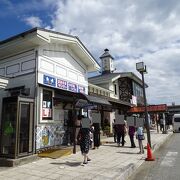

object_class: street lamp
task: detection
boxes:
[136,62,152,148]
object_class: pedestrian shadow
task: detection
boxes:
[117,151,138,154]
[102,144,130,148]
[51,161,82,167]
[101,144,120,148]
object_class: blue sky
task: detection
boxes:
[0,0,54,40]
[1,0,180,105]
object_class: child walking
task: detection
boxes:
[136,126,145,154]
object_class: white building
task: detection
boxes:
[0,28,100,159]
[89,49,147,132]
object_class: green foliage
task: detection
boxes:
[104,125,110,131]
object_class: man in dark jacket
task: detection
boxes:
[128,126,136,148]
[115,123,125,147]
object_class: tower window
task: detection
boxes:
[114,84,117,95]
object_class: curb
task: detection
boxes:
[116,132,173,180]
[152,132,173,152]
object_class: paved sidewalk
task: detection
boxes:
[0,130,173,180]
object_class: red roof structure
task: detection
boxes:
[129,104,167,113]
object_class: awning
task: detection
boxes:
[107,97,131,107]
[53,88,111,108]
[83,94,111,106]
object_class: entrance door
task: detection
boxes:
[18,101,34,157]
[0,96,34,158]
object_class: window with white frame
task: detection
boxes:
[42,89,53,120]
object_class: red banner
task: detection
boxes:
[129,104,167,113]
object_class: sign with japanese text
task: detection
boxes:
[42,74,87,94]
[78,85,86,94]
[68,82,77,92]
[43,75,56,87]
[57,79,67,90]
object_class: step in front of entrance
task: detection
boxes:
[0,154,40,167]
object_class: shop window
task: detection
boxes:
[42,89,53,120]
[92,87,94,92]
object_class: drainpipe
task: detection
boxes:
[34,50,38,154]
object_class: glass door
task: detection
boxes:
[0,98,17,158]
[0,97,34,158]
[18,101,34,157]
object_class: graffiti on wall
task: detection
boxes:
[36,125,65,149]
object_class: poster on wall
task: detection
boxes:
[42,127,50,146]
[126,116,135,126]
[54,108,64,122]
[92,113,101,123]
[43,101,47,108]
[115,114,124,124]
[135,118,144,127]
[42,108,52,118]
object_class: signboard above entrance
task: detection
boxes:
[42,74,87,94]
[43,75,56,87]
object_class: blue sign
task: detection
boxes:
[57,79,68,90]
[43,75,56,87]
[78,85,86,94]
[68,82,77,92]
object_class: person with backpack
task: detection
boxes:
[136,126,145,154]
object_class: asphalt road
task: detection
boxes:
[129,133,180,180]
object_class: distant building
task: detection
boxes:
[89,49,147,106]
[89,49,147,132]
[168,105,180,114]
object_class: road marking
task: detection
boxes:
[160,151,178,167]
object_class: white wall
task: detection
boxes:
[0,49,36,123]
[109,81,119,99]
[37,44,88,94]
[0,50,36,77]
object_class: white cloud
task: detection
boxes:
[24,16,43,27]
[38,0,180,105]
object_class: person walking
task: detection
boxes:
[128,125,136,148]
[113,119,117,143]
[115,123,125,147]
[78,116,91,164]
[136,126,145,154]
[93,123,100,149]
